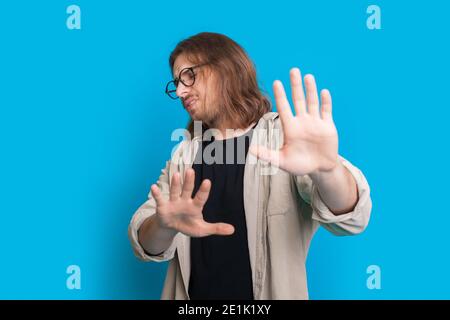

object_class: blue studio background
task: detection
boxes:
[0,0,449,299]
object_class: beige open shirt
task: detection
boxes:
[128,112,372,299]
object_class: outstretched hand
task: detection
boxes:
[151,169,235,237]
[250,68,339,176]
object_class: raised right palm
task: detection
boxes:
[150,168,235,237]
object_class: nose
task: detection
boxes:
[176,81,190,99]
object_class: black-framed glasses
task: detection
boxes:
[165,63,208,99]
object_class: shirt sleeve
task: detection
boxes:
[128,160,178,262]
[294,155,372,236]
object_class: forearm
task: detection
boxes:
[138,215,178,255]
[309,160,358,215]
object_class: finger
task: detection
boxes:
[150,184,166,206]
[201,221,235,236]
[169,172,181,201]
[290,68,306,116]
[273,80,293,124]
[320,89,333,121]
[249,145,283,168]
[304,74,320,117]
[193,179,211,208]
[181,168,195,200]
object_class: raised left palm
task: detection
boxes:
[250,68,339,176]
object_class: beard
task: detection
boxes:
[197,101,223,128]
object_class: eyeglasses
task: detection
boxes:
[165,64,208,99]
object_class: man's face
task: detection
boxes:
[172,54,219,125]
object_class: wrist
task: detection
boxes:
[153,214,178,237]
[310,158,341,182]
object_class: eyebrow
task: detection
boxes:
[172,63,198,79]
[173,66,182,79]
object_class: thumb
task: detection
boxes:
[202,222,235,236]
[249,145,281,167]
[213,223,235,236]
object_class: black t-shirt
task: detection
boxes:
[188,127,255,300]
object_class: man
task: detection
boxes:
[128,32,372,299]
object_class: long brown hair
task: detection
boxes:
[169,32,271,136]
